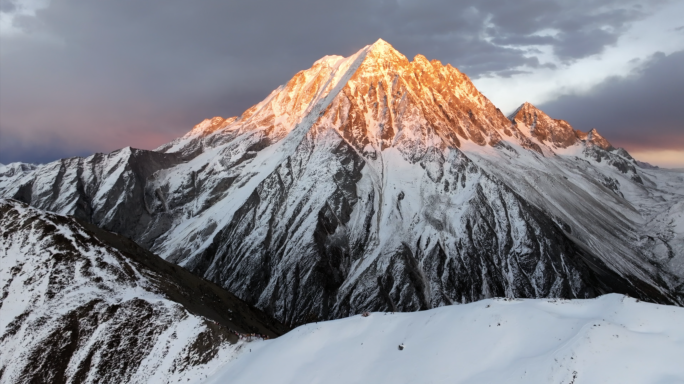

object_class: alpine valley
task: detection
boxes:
[2,39,683,337]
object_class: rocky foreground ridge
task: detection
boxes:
[1,40,683,326]
[0,199,287,383]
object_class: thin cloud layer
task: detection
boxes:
[0,0,679,163]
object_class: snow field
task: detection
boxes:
[205,294,684,384]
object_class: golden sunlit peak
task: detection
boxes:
[371,38,391,47]
[362,39,409,68]
[367,38,399,55]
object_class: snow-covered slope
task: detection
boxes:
[1,40,683,326]
[0,163,36,194]
[205,294,684,384]
[0,199,287,384]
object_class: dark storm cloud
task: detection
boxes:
[0,0,670,163]
[478,0,644,61]
[0,0,17,13]
[540,50,684,151]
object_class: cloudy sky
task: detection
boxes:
[1,0,683,167]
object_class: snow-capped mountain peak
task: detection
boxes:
[2,41,683,327]
[366,38,403,58]
[508,101,583,149]
[507,101,619,153]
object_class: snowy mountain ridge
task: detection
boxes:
[0,199,287,383]
[1,40,683,326]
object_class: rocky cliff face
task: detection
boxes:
[2,40,683,326]
[0,199,287,384]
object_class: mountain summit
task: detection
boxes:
[1,41,683,325]
[168,37,510,157]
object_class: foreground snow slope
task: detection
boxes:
[206,294,684,384]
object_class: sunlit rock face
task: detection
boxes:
[2,39,683,325]
[508,102,580,148]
